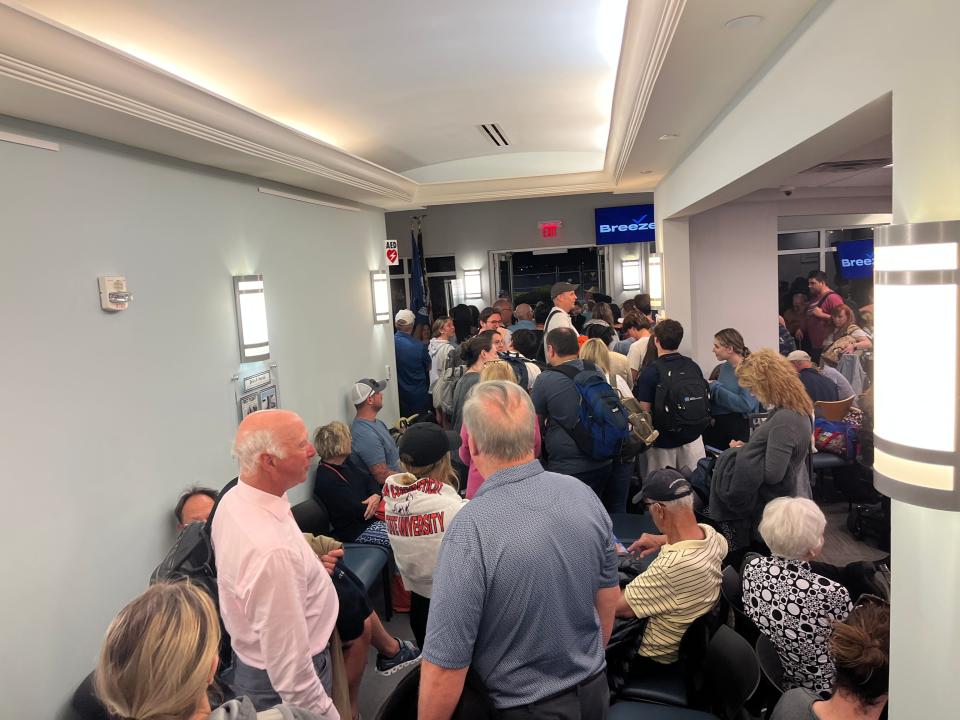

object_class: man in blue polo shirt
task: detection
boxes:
[419,380,619,720]
[393,309,431,417]
[349,378,402,486]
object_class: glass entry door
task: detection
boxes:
[492,246,605,306]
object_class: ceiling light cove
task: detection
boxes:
[595,0,629,67]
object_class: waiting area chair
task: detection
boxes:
[720,565,759,644]
[291,497,393,619]
[813,395,855,421]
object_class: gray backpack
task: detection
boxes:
[432,346,464,416]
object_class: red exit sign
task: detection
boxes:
[538,221,562,239]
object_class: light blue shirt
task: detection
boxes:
[508,319,536,332]
[350,417,401,473]
[710,361,760,415]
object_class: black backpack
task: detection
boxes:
[151,478,237,664]
[652,356,710,442]
[497,351,530,389]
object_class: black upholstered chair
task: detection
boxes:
[291,497,393,619]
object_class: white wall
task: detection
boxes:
[0,116,393,718]
[688,202,779,372]
[384,192,654,307]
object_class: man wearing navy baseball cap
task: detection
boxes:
[614,469,727,667]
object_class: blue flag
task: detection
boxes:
[410,224,431,326]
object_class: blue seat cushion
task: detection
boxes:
[620,668,689,707]
[341,543,388,591]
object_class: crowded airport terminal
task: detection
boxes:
[2,2,957,719]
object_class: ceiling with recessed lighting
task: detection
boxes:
[0,0,824,209]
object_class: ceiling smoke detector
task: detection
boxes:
[479,123,510,147]
[725,15,764,29]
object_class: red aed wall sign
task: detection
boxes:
[538,221,562,239]
[385,239,399,266]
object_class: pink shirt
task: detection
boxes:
[460,422,541,499]
[212,481,339,718]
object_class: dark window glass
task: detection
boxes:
[389,260,408,276]
[777,231,820,251]
[427,276,449,317]
[425,255,456,273]
[390,278,407,311]
[826,228,874,247]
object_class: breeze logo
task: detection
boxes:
[840,253,873,268]
[599,215,656,234]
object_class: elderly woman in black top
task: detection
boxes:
[312,420,389,547]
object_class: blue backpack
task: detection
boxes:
[547,361,630,460]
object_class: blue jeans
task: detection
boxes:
[602,458,634,514]
[228,647,333,711]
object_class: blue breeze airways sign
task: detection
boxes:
[595,204,656,245]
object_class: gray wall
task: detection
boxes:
[0,117,394,717]
[385,192,655,307]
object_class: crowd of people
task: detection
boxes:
[85,270,886,720]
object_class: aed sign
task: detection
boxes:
[594,204,656,245]
[385,239,399,266]
[835,239,874,280]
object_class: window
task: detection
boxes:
[391,255,457,318]
[777,226,877,314]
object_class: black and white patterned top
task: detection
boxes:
[742,555,852,697]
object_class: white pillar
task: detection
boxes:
[887,2,960,716]
[655,210,693,353]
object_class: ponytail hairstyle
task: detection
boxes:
[714,328,750,358]
[831,601,890,708]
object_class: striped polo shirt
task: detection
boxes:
[623,523,727,663]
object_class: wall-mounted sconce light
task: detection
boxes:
[873,220,959,510]
[621,259,641,291]
[648,254,663,306]
[464,269,482,300]
[371,270,391,323]
[233,274,270,362]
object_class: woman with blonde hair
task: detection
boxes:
[312,420,388,547]
[709,349,814,552]
[705,328,760,448]
[383,423,467,647]
[458,360,542,500]
[579,337,635,514]
[94,581,319,720]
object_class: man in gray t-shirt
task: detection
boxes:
[531,327,611,494]
[419,381,619,719]
[348,378,401,485]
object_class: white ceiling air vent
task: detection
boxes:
[801,158,893,173]
[479,123,510,147]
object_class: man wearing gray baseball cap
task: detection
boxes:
[542,281,578,355]
[614,469,727,667]
[349,378,402,485]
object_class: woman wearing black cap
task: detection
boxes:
[383,423,467,647]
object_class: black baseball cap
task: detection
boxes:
[398,423,462,466]
[636,468,694,504]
